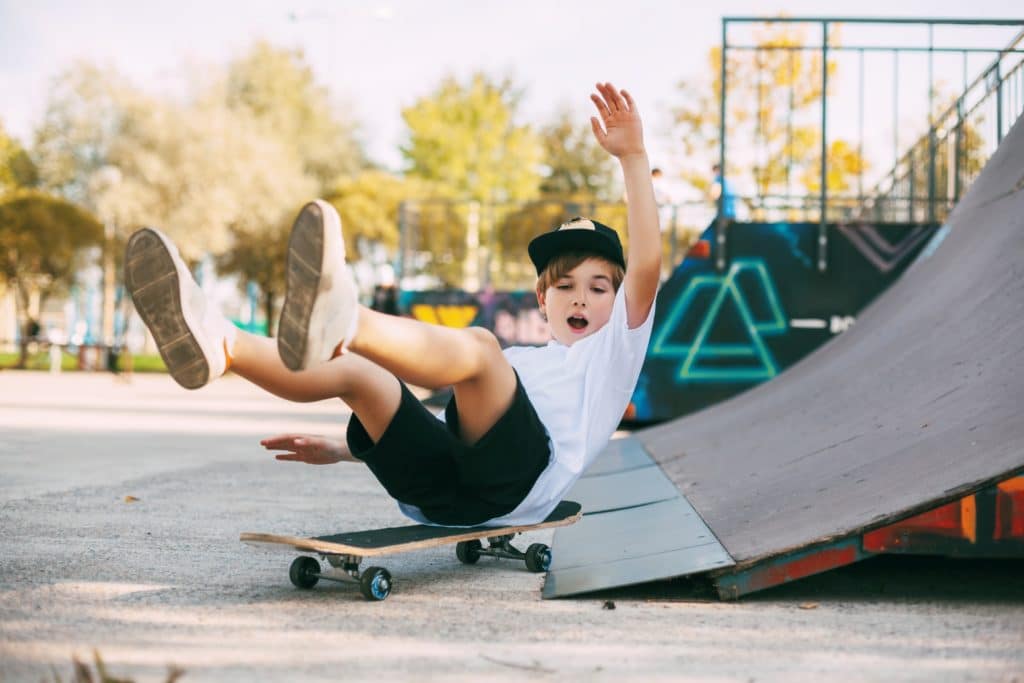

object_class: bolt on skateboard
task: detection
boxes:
[241,500,582,601]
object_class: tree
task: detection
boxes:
[213,42,366,329]
[671,23,866,214]
[538,108,617,199]
[30,50,360,338]
[401,72,542,203]
[400,73,542,288]
[0,190,102,366]
[223,41,365,190]
[31,64,132,207]
[0,122,39,193]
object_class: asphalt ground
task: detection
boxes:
[1,370,1022,682]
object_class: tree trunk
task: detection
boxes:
[263,287,276,338]
[12,282,31,369]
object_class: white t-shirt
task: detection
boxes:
[398,285,655,526]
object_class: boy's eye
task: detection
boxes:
[556,284,572,290]
[591,287,607,294]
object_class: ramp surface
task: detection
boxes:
[546,115,1024,597]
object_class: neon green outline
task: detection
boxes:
[651,259,787,382]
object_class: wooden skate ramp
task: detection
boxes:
[544,115,1024,598]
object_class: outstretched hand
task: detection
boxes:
[589,82,645,159]
[260,433,355,465]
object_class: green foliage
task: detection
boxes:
[538,108,617,199]
[401,72,542,203]
[325,171,452,254]
[217,216,291,337]
[0,189,103,300]
[0,122,39,192]
[224,40,365,190]
[0,189,103,366]
[672,23,866,206]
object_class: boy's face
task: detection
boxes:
[538,258,617,346]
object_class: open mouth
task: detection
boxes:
[567,315,589,332]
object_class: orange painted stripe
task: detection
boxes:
[960,496,977,543]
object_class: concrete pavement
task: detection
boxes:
[0,370,1022,682]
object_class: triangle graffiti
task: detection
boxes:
[650,259,787,382]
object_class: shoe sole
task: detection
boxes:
[278,202,326,371]
[124,228,209,390]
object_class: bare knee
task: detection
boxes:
[465,327,505,369]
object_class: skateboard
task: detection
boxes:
[240,500,582,601]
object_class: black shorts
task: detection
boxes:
[346,374,551,526]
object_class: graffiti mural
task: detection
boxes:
[397,289,549,347]
[631,220,940,423]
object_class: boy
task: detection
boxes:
[124,82,660,527]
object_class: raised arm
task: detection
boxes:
[589,82,661,328]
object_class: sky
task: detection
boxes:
[2,0,1022,191]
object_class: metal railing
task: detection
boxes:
[859,28,1024,223]
[717,17,1024,271]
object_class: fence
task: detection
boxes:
[396,198,716,291]
[860,28,1024,223]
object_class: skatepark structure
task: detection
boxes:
[543,109,1024,599]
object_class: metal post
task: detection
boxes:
[954,97,964,203]
[818,21,829,272]
[397,201,407,284]
[787,50,795,204]
[858,48,865,208]
[995,61,1004,144]
[908,151,916,222]
[927,24,936,224]
[716,18,728,272]
[102,221,116,347]
[669,205,678,273]
[465,201,481,291]
[893,51,899,178]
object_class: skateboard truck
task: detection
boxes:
[455,534,552,573]
[289,554,393,601]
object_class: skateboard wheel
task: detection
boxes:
[456,540,482,564]
[360,567,392,601]
[289,556,321,589]
[525,543,551,572]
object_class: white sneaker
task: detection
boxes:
[124,228,235,390]
[277,200,359,371]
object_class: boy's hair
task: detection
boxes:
[535,250,626,295]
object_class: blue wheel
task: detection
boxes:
[525,543,551,572]
[360,567,392,601]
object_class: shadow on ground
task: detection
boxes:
[579,555,1024,605]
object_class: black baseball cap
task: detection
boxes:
[528,217,626,276]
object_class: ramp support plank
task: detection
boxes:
[712,538,870,600]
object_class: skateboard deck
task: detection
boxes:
[241,500,582,600]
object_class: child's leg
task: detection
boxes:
[278,200,518,445]
[349,308,517,445]
[124,223,401,443]
[231,331,401,442]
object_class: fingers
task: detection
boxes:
[260,434,301,448]
[620,88,637,114]
[593,82,631,114]
[590,93,611,120]
[260,433,323,449]
[590,116,606,143]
